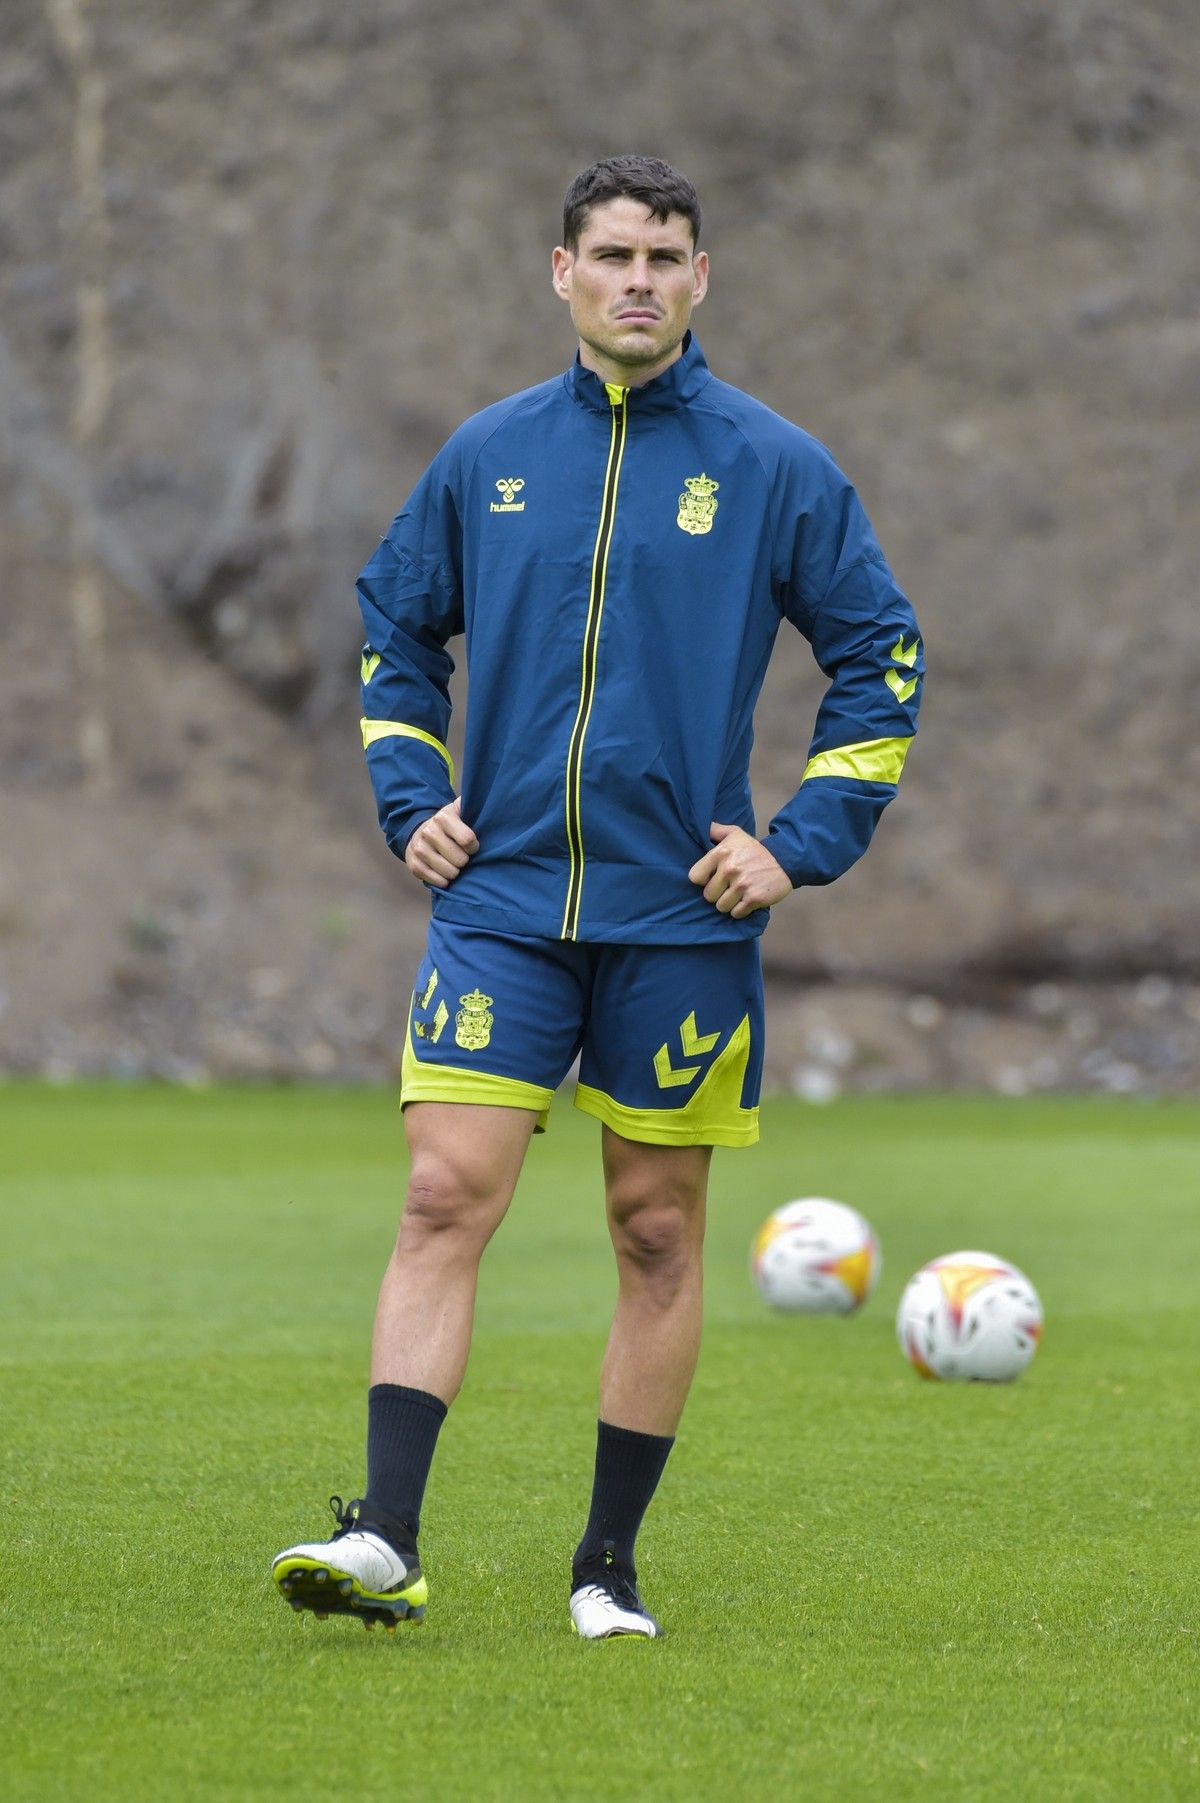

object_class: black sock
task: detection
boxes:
[363,1383,447,1543]
[572,1418,675,1583]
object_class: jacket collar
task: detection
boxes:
[565,331,711,414]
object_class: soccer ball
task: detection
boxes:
[896,1250,1043,1381]
[751,1198,881,1314]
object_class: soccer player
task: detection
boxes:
[272,157,923,1639]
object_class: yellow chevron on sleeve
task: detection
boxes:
[360,718,455,779]
[884,669,919,703]
[360,651,381,684]
[890,634,919,668]
[801,736,913,785]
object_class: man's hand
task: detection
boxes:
[405,797,479,888]
[688,821,792,919]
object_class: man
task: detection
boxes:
[272,156,922,1639]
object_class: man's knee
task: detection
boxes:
[612,1197,692,1265]
[399,1149,507,1246]
[606,1159,707,1289]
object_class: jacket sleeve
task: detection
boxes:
[356,455,465,861]
[763,451,923,887]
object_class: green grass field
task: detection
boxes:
[2,1086,1198,1800]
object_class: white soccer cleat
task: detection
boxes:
[272,1496,427,1630]
[569,1578,661,1639]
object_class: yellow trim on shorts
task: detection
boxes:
[401,1022,553,1131]
[573,1014,759,1148]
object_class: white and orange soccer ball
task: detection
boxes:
[751,1198,881,1314]
[896,1250,1043,1381]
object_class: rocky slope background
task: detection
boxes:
[2,0,1198,1094]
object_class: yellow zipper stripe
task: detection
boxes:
[561,404,618,906]
[560,388,628,938]
[568,396,629,935]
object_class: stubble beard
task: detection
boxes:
[583,316,687,375]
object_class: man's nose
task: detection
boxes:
[624,259,654,289]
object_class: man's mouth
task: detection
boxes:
[616,310,660,324]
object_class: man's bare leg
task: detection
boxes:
[273,1100,537,1625]
[598,1129,711,1432]
[570,1129,711,1636]
[371,1099,538,1401]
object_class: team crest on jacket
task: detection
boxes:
[677,472,719,535]
[455,989,494,1050]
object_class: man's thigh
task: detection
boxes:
[575,940,764,1148]
[402,920,588,1131]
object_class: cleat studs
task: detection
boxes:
[314,1569,327,1584]
[338,1579,353,1596]
[290,1601,304,1612]
[280,1583,293,1596]
[363,1620,375,1631]
[314,1611,329,1621]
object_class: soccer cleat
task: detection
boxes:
[272,1496,427,1629]
[569,1555,660,1639]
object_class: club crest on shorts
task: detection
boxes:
[676,472,719,535]
[455,988,494,1050]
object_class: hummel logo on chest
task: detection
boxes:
[491,477,526,513]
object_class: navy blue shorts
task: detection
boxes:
[401,919,764,1147]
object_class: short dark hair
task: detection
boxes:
[562,156,701,251]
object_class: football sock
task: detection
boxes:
[363,1382,447,1543]
[573,1418,675,1581]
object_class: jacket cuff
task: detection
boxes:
[760,832,812,889]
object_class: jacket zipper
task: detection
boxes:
[560,383,628,939]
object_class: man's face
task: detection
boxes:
[551,197,708,382]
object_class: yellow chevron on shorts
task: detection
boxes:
[680,1011,720,1058]
[653,1044,700,1088]
[577,1016,758,1147]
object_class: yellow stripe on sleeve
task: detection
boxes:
[360,718,455,780]
[801,736,912,785]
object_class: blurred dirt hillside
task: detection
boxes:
[2,0,1198,1092]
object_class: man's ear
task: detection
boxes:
[551,245,573,300]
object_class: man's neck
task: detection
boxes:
[577,339,684,389]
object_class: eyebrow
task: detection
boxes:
[589,242,688,258]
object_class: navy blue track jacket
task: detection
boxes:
[357,334,923,944]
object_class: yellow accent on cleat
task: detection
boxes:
[272,1553,428,1624]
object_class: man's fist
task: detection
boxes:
[688,821,792,919]
[405,797,479,888]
